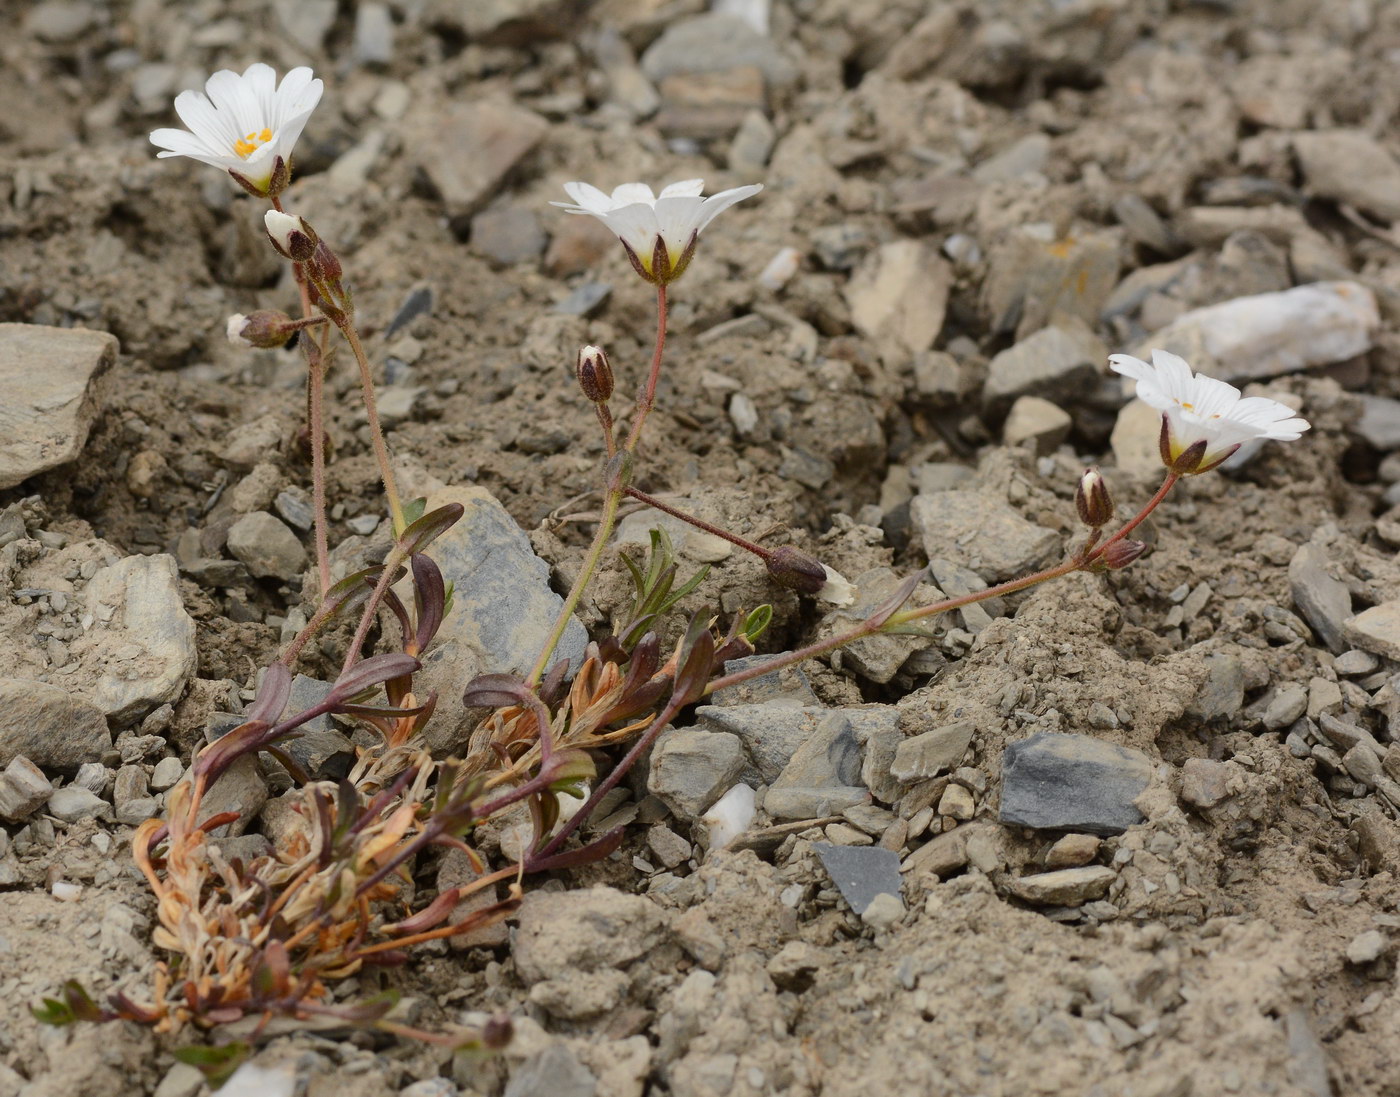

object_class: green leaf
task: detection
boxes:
[173,1042,251,1086]
[743,604,773,643]
[402,497,428,527]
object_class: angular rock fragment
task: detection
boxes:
[648,728,746,818]
[983,320,1106,412]
[0,323,116,490]
[1134,281,1377,384]
[412,101,547,220]
[0,679,111,769]
[910,491,1059,583]
[815,843,903,916]
[765,712,866,821]
[1000,732,1153,836]
[1293,130,1400,224]
[1009,866,1116,906]
[845,240,952,361]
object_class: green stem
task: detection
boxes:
[339,320,406,537]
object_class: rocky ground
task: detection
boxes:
[4,0,1400,1093]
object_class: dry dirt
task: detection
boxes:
[3,1,1400,1095]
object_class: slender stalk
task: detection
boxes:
[625,486,773,560]
[527,284,671,684]
[622,284,668,454]
[704,470,1182,697]
[340,543,409,677]
[339,320,406,537]
[595,404,616,459]
[308,323,331,597]
[525,487,622,686]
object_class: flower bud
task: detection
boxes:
[576,345,613,403]
[308,240,342,284]
[1075,467,1114,528]
[264,209,318,261]
[1100,539,1147,570]
[765,546,828,595]
[226,309,298,349]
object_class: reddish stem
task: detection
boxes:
[624,487,773,560]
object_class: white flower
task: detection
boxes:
[701,783,755,853]
[817,565,856,607]
[551,178,763,284]
[150,63,323,196]
[1109,349,1309,474]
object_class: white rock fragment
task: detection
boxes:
[1135,281,1378,384]
[757,246,802,291]
[51,880,82,902]
[702,783,756,853]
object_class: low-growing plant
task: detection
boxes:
[38,61,1310,1077]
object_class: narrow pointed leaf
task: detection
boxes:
[330,653,421,703]
[245,663,293,726]
[398,502,464,556]
[411,553,447,652]
[462,673,533,709]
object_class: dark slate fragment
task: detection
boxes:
[814,842,903,916]
[1000,731,1153,837]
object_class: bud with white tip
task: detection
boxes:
[1075,467,1114,529]
[576,344,613,403]
[264,209,317,261]
[226,309,297,349]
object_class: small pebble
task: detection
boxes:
[1346,930,1386,965]
[860,891,905,931]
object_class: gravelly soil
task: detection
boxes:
[3,1,1400,1095]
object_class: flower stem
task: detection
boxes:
[624,486,773,561]
[307,324,331,597]
[339,319,407,537]
[527,284,671,685]
[703,470,1183,697]
[623,284,668,454]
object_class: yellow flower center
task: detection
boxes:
[233,128,273,159]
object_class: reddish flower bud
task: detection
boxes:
[1075,467,1114,528]
[226,309,299,349]
[765,546,827,595]
[1100,539,1147,570]
[576,344,613,403]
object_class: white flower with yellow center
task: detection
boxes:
[552,179,763,284]
[1109,349,1310,474]
[150,63,323,196]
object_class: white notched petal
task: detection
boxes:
[559,181,613,212]
[610,182,656,206]
[658,178,705,199]
[1111,346,1310,469]
[695,184,765,234]
[817,565,856,607]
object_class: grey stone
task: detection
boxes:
[274,489,314,532]
[1262,683,1308,730]
[47,785,107,823]
[890,722,974,782]
[1009,866,1116,906]
[226,511,306,582]
[1179,758,1233,810]
[352,1,394,64]
[696,704,828,782]
[641,13,797,87]
[0,323,115,489]
[412,101,548,219]
[816,568,939,683]
[901,826,969,878]
[68,554,198,726]
[470,205,546,266]
[1290,541,1352,653]
[646,826,691,870]
[504,1044,597,1097]
[0,756,51,822]
[553,282,612,317]
[648,728,746,818]
[1185,653,1244,722]
[25,1,97,41]
[513,886,666,985]
[1110,398,1165,479]
[274,0,335,51]
[1045,833,1100,869]
[274,675,355,781]
[707,655,818,708]
[982,227,1121,339]
[765,712,865,821]
[910,491,1059,583]
[1356,395,1400,451]
[1000,732,1153,837]
[845,240,952,361]
[1002,396,1071,455]
[1345,601,1400,661]
[1346,929,1386,965]
[411,486,588,753]
[150,756,184,791]
[815,843,902,915]
[1294,130,1400,223]
[195,755,268,838]
[1353,813,1400,873]
[1134,281,1378,384]
[0,679,110,769]
[983,320,1107,412]
[1335,650,1379,677]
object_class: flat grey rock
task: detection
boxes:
[697,703,829,783]
[1009,866,1116,905]
[0,323,115,490]
[764,712,866,821]
[226,511,306,582]
[890,721,974,782]
[1289,540,1351,653]
[814,843,903,915]
[0,678,110,770]
[983,320,1106,411]
[70,553,198,726]
[911,491,1059,583]
[411,485,587,753]
[1294,129,1400,223]
[1000,731,1153,836]
[648,728,746,818]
